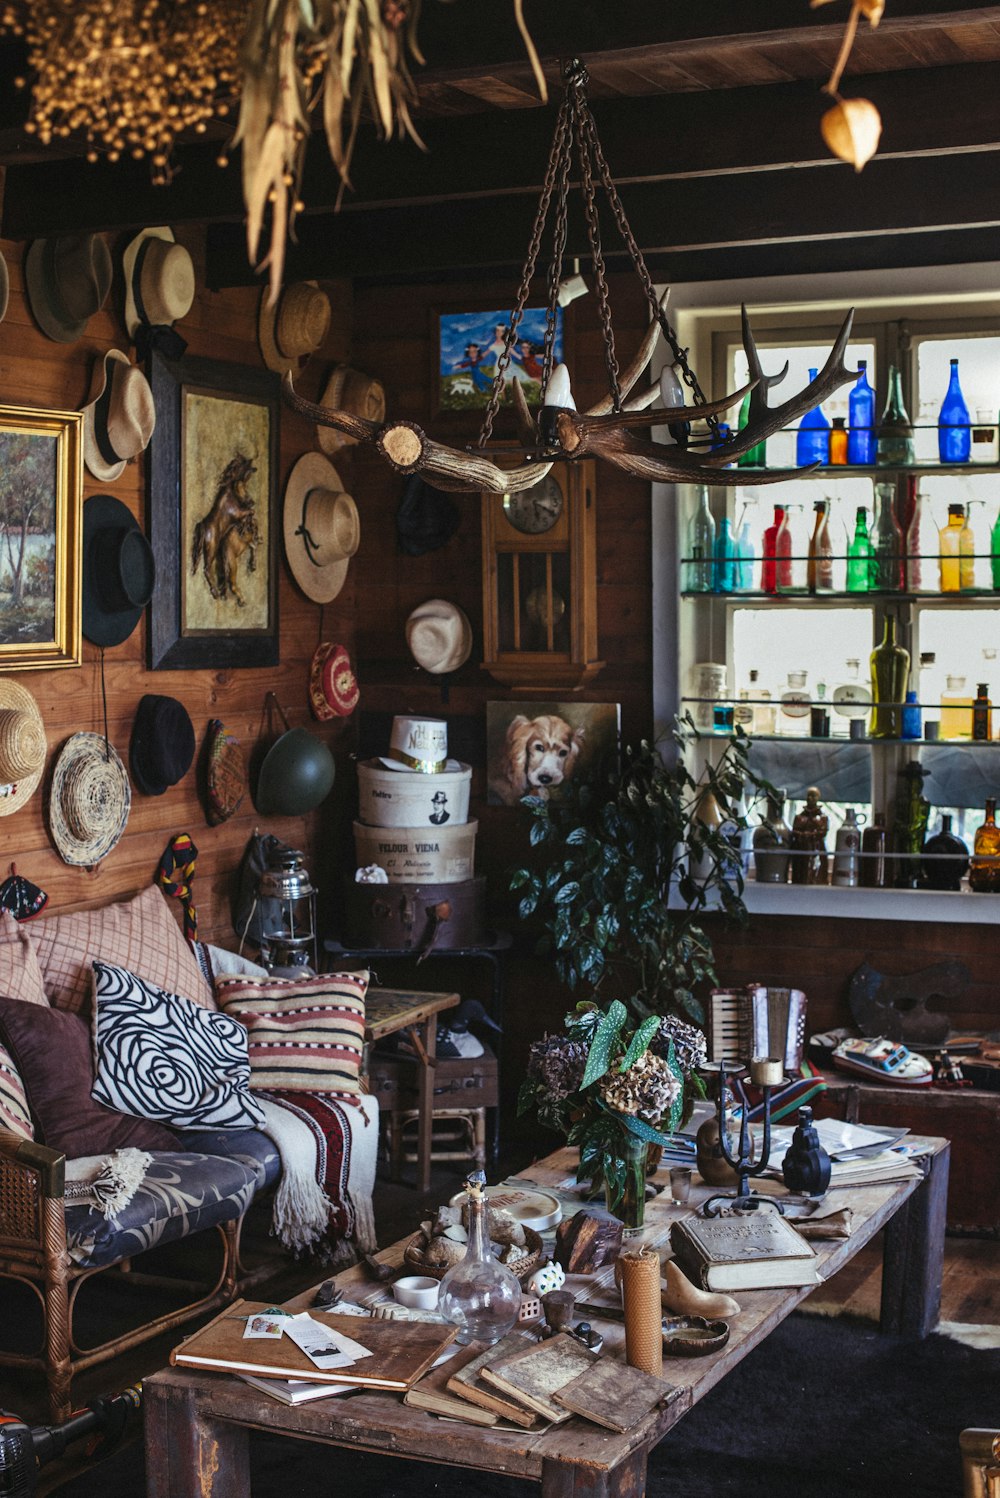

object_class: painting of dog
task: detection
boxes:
[487,700,620,807]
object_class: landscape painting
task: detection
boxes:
[438,307,564,412]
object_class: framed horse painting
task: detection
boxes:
[147,352,280,669]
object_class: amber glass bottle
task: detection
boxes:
[969,798,1000,892]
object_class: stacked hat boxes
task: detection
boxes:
[348,715,486,949]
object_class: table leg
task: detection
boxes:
[417,1016,437,1193]
[541,1446,648,1496]
[881,1140,950,1338]
[145,1380,251,1498]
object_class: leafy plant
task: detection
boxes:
[509,720,754,1029]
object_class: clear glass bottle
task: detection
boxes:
[685,485,715,593]
[734,516,756,592]
[960,505,977,591]
[714,514,738,594]
[869,615,909,739]
[847,507,873,592]
[775,503,809,592]
[752,673,777,735]
[779,669,810,735]
[761,504,785,595]
[871,481,905,591]
[848,360,876,465]
[659,361,690,447]
[940,674,973,740]
[969,798,1000,893]
[733,671,756,730]
[876,363,915,466]
[973,682,992,742]
[438,1172,522,1346]
[938,357,971,463]
[905,487,929,592]
[939,504,971,592]
[737,388,766,467]
[832,658,872,734]
[807,499,834,593]
[796,369,830,466]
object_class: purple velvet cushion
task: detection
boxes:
[0,996,177,1157]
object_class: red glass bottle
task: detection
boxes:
[761,505,785,595]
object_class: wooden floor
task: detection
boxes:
[811,1233,1000,1325]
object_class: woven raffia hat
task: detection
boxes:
[49,732,131,866]
[258,281,331,376]
[25,233,112,343]
[0,679,47,817]
[283,452,360,603]
[122,226,196,339]
[82,351,157,483]
[316,365,385,455]
[202,718,247,826]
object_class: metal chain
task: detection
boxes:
[571,79,622,411]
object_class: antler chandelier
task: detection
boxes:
[288,58,858,494]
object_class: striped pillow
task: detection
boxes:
[216,970,368,1102]
[0,1039,33,1140]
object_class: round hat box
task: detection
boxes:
[357,757,471,828]
[354,820,477,884]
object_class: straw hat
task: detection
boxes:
[81,350,156,483]
[24,233,112,343]
[405,599,473,675]
[82,493,156,647]
[49,733,131,867]
[283,452,360,603]
[316,365,385,455]
[122,226,196,340]
[0,679,47,818]
[309,642,359,721]
[378,715,461,774]
[258,281,331,376]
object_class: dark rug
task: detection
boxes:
[46,1314,995,1497]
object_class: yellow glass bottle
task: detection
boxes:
[939,504,967,592]
[969,797,1000,892]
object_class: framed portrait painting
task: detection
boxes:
[148,352,280,670]
[0,405,82,671]
[487,699,620,807]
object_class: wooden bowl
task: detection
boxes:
[403,1226,544,1286]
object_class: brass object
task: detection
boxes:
[749,1056,784,1087]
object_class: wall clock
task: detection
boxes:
[481,459,604,692]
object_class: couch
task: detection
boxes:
[0,888,378,1420]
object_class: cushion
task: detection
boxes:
[0,1039,33,1140]
[179,1127,281,1192]
[0,909,48,1007]
[29,885,214,1017]
[192,941,268,988]
[91,961,265,1131]
[0,995,177,1156]
[216,970,368,1100]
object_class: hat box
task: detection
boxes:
[357,758,471,828]
[344,876,487,951]
[353,820,477,884]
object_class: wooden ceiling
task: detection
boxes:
[2,0,1000,286]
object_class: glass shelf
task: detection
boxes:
[733,461,1000,477]
[680,588,1000,603]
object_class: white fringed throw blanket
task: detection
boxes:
[64,1149,152,1220]
[258,1093,377,1261]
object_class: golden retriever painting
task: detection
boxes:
[487,701,620,807]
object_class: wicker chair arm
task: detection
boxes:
[0,1128,66,1199]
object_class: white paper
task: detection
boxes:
[283,1312,372,1371]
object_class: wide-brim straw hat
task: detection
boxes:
[0,679,47,817]
[25,233,112,343]
[82,350,156,482]
[283,452,360,603]
[122,226,195,339]
[406,598,473,675]
[82,493,156,648]
[49,732,131,867]
[316,365,385,455]
[259,281,332,376]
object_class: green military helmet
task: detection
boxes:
[255,727,335,815]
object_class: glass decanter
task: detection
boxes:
[438,1171,522,1346]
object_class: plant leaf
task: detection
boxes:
[580,1000,627,1089]
[620,1013,659,1072]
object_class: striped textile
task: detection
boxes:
[744,1060,828,1123]
[216,970,368,1101]
[0,1039,33,1140]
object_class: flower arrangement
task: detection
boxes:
[519,999,707,1226]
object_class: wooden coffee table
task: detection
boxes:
[144,1138,949,1498]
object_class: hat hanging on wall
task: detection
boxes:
[122,225,195,357]
[405,599,473,675]
[396,474,461,557]
[316,365,385,456]
[82,493,156,647]
[81,351,157,483]
[0,678,47,818]
[129,694,196,796]
[282,451,360,603]
[49,732,131,867]
[253,692,335,816]
[258,280,331,376]
[309,642,359,721]
[201,718,248,826]
[0,865,48,921]
[24,233,112,343]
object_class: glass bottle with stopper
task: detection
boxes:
[438,1171,522,1346]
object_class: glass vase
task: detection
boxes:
[438,1171,522,1345]
[603,1132,647,1238]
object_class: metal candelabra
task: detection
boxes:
[702,1057,787,1217]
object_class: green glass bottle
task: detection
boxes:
[737,390,766,468]
[869,614,910,739]
[847,508,873,592]
[876,364,915,466]
[991,507,1000,592]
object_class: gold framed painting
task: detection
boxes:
[0,405,82,671]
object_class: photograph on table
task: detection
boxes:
[487,699,620,807]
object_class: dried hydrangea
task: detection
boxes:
[599,1049,680,1122]
[651,1015,707,1076]
[526,1033,588,1102]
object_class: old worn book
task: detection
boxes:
[669,1212,818,1291]
[404,1345,499,1426]
[446,1333,539,1427]
[553,1358,680,1432]
[480,1333,598,1424]
[171,1300,456,1389]
[237,1374,363,1406]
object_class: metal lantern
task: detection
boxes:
[257,847,317,977]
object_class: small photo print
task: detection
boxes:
[487,700,621,807]
[244,1313,287,1340]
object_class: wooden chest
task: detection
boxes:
[366,1042,499,1112]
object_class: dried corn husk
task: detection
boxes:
[821,96,883,171]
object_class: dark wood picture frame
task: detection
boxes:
[148,351,280,670]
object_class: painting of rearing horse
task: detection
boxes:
[190,453,258,608]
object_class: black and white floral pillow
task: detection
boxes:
[91,961,264,1131]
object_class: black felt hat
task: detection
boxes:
[396,475,461,557]
[129,694,196,796]
[82,494,156,647]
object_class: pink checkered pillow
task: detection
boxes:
[216,970,368,1101]
[0,910,48,1008]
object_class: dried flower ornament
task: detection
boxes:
[812,0,884,171]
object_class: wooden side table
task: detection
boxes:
[363,988,459,1192]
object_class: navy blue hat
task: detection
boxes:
[396,476,460,557]
[129,694,195,796]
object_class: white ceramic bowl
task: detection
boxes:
[392,1275,440,1310]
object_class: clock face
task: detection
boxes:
[503,475,564,534]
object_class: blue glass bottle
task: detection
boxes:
[848,360,876,464]
[938,357,971,463]
[901,690,922,740]
[796,369,830,465]
[714,516,738,593]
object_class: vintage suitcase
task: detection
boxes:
[367,1041,499,1111]
[344,876,486,955]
